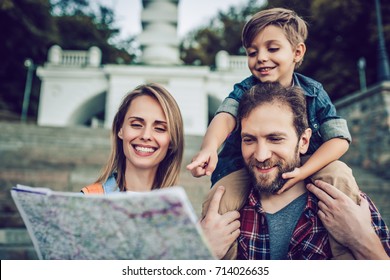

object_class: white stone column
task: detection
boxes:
[48,45,62,65]
[88,46,102,67]
[138,0,182,65]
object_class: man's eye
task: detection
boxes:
[269,137,283,142]
[242,138,254,144]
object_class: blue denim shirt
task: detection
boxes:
[211,73,352,186]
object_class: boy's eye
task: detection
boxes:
[268,47,279,52]
[246,50,257,57]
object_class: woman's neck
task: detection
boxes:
[124,165,157,192]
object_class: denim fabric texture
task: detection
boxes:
[102,173,120,193]
[211,73,352,186]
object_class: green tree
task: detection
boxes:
[0,0,136,122]
[180,0,262,66]
[179,0,390,100]
[50,0,135,64]
[0,0,57,120]
[299,0,390,99]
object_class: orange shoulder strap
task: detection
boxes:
[81,183,104,194]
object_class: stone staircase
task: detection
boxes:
[0,121,210,259]
[0,121,389,259]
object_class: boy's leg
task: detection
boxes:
[306,157,361,205]
[306,157,360,260]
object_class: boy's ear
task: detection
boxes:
[294,42,306,63]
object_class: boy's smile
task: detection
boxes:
[246,25,305,87]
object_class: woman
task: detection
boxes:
[82,83,184,193]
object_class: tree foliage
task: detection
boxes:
[0,0,135,121]
[180,0,262,66]
[1,0,389,121]
[180,0,390,100]
[50,0,134,64]
[0,0,56,120]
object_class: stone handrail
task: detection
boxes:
[47,45,102,67]
[215,50,247,72]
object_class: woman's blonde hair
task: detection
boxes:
[97,83,184,191]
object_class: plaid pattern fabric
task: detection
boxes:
[237,188,390,260]
[364,194,390,256]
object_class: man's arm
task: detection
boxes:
[307,180,390,260]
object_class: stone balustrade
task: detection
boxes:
[47,45,102,67]
[215,50,247,72]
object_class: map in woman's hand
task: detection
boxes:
[11,185,214,260]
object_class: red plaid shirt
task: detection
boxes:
[237,188,390,260]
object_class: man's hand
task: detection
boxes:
[200,186,240,259]
[186,149,218,177]
[307,180,389,259]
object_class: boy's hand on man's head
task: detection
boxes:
[278,167,304,194]
[186,149,218,177]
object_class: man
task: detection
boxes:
[201,82,390,259]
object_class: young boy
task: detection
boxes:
[187,8,360,226]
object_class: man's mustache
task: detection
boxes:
[249,158,282,169]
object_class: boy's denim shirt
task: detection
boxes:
[210,72,352,186]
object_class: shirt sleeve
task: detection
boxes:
[215,76,256,117]
[320,118,352,143]
[215,97,239,117]
[314,86,352,143]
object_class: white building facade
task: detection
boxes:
[36,0,250,135]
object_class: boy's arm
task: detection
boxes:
[279,137,349,193]
[187,112,236,176]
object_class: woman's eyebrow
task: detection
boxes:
[127,116,144,121]
[128,116,167,125]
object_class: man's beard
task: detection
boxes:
[246,153,300,194]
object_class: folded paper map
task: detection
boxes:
[11,185,214,260]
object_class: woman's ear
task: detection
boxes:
[118,128,123,139]
[299,128,312,155]
[294,42,306,63]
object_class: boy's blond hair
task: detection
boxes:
[242,8,308,67]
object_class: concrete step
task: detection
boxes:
[0,121,389,260]
[350,165,390,223]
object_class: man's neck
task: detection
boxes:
[260,181,307,214]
